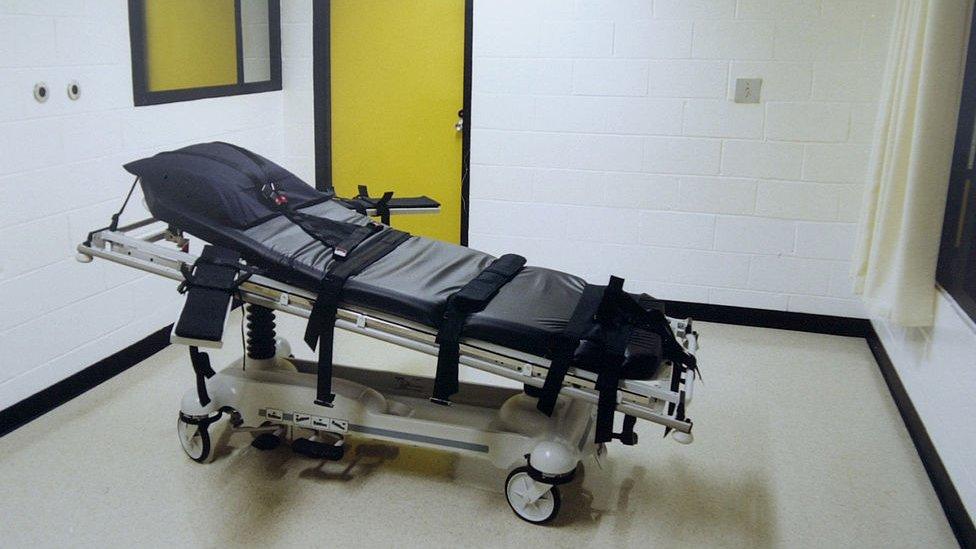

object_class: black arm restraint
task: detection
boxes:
[176,246,248,407]
[354,185,395,225]
[431,254,526,404]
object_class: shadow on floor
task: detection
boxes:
[208,424,775,545]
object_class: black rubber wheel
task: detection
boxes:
[177,415,214,463]
[505,466,561,525]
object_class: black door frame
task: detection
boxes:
[312,0,473,246]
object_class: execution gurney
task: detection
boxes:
[76,142,699,524]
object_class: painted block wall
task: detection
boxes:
[875,293,976,520]
[468,0,893,317]
[242,0,272,82]
[278,0,315,185]
[0,0,285,410]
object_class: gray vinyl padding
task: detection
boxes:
[243,200,587,353]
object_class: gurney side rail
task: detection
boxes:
[78,220,695,434]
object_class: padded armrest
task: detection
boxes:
[335,184,440,219]
[172,246,241,348]
[385,196,440,209]
[336,195,440,212]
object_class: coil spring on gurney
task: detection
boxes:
[246,304,277,360]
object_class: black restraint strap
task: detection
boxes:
[590,277,695,443]
[431,254,526,403]
[357,185,395,225]
[592,277,634,444]
[614,414,639,445]
[189,346,217,406]
[304,229,411,406]
[332,222,382,260]
[536,284,606,416]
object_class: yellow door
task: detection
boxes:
[329,0,466,244]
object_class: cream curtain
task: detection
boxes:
[853,0,973,326]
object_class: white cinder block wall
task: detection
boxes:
[469,0,893,317]
[278,0,315,184]
[0,1,285,410]
[241,0,272,82]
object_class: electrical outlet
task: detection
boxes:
[734,78,762,104]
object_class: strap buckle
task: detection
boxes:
[261,181,288,206]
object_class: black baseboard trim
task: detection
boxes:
[0,324,172,439]
[662,299,872,338]
[865,327,976,549]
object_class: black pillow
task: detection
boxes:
[124,142,330,230]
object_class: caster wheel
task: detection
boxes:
[505,466,560,525]
[251,433,282,451]
[177,414,216,463]
[672,430,694,445]
[274,337,292,359]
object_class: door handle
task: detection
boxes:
[455,109,464,132]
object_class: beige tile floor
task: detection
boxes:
[0,313,958,548]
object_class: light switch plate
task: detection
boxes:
[734,78,762,103]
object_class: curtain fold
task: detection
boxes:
[853,0,973,326]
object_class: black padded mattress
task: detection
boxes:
[125,143,662,368]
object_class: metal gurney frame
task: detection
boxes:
[77,216,698,524]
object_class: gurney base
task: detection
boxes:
[179,354,607,522]
[181,356,596,472]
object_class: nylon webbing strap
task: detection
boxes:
[592,277,634,444]
[304,229,411,406]
[357,185,395,225]
[431,254,526,403]
[189,346,216,406]
[615,414,639,445]
[333,222,381,260]
[536,284,606,416]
